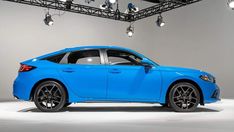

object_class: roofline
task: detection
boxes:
[64,45,145,58]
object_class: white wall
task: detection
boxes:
[0,0,233,100]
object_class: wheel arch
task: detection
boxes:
[30,78,69,102]
[165,79,204,105]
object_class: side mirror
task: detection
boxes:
[141,61,153,73]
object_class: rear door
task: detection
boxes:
[58,49,107,99]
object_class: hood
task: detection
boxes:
[157,65,202,73]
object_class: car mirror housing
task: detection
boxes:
[141,60,153,73]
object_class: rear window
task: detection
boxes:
[42,53,66,63]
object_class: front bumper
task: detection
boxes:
[203,84,221,104]
[211,87,220,100]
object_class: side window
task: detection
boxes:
[107,50,142,66]
[42,53,66,63]
[67,50,101,65]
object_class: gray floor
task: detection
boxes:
[0,99,233,132]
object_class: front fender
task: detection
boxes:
[159,71,202,103]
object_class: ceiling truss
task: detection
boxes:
[3,0,202,22]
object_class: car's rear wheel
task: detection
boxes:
[168,82,200,112]
[34,81,66,112]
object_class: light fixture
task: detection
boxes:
[126,24,134,37]
[109,0,116,4]
[228,0,234,9]
[44,12,54,26]
[100,0,114,11]
[125,3,139,14]
[156,14,165,27]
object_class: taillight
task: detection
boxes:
[19,64,36,72]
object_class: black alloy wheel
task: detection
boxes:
[34,81,66,112]
[169,82,200,112]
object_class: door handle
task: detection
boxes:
[109,69,121,74]
[62,68,75,73]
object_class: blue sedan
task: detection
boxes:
[13,46,220,112]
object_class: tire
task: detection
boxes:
[168,82,200,112]
[33,81,66,112]
[63,103,72,107]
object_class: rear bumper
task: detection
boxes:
[13,74,36,101]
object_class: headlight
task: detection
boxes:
[200,75,215,83]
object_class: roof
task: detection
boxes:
[64,45,145,58]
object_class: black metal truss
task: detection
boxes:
[3,0,202,22]
[135,0,202,21]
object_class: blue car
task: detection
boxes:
[13,46,220,112]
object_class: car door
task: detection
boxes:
[105,49,162,101]
[58,49,107,99]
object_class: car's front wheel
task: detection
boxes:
[168,82,200,112]
[34,81,66,112]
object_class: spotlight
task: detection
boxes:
[125,3,139,14]
[59,0,67,2]
[156,14,165,27]
[100,0,113,11]
[126,25,134,37]
[44,13,54,26]
[100,4,108,10]
[109,0,116,4]
[228,0,234,9]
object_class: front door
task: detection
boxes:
[106,49,161,101]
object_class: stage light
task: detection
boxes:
[44,13,54,26]
[125,3,139,14]
[126,24,134,37]
[109,0,116,4]
[100,0,113,11]
[228,0,234,9]
[100,4,108,10]
[156,14,165,27]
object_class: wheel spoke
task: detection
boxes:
[173,95,181,99]
[46,100,48,108]
[180,87,186,94]
[53,100,60,103]
[50,100,53,109]
[190,96,197,100]
[49,85,56,94]
[40,90,46,96]
[38,98,46,103]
